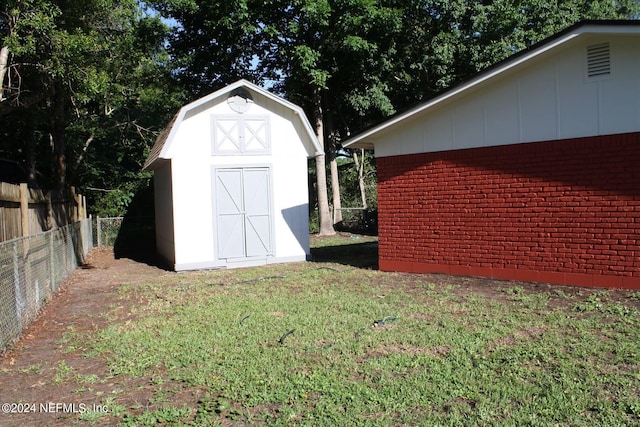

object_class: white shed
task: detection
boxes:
[143,80,323,271]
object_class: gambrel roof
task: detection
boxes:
[144,79,323,170]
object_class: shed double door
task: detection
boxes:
[214,167,272,261]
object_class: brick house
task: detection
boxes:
[343,21,640,289]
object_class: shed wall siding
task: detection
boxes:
[167,93,311,269]
[153,162,175,266]
[377,132,640,289]
[171,156,215,266]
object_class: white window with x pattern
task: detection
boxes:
[212,116,270,155]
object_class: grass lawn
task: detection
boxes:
[69,234,639,426]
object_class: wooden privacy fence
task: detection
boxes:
[0,182,87,243]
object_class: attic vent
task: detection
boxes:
[587,43,610,78]
[227,88,253,113]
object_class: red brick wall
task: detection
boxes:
[377,132,640,289]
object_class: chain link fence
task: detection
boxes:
[0,218,93,353]
[94,216,156,266]
[94,216,124,247]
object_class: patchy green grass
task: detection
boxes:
[78,235,639,426]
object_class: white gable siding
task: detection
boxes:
[484,79,520,147]
[422,107,453,153]
[600,39,640,134]
[556,44,599,138]
[374,34,640,158]
[452,90,486,150]
[517,59,558,143]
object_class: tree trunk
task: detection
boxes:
[353,148,367,209]
[0,45,9,101]
[24,113,38,187]
[329,152,342,224]
[324,93,342,225]
[312,89,335,236]
[50,82,67,189]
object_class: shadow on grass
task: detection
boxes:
[310,241,379,269]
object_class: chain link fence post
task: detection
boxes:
[12,240,23,333]
[96,216,102,247]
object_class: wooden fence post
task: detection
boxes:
[20,183,29,237]
[46,192,54,230]
[81,195,86,219]
[70,187,78,223]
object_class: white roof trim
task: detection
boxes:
[144,79,323,169]
[343,22,640,149]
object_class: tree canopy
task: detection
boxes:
[0,0,184,213]
[1,0,638,219]
[150,0,638,132]
[386,0,640,108]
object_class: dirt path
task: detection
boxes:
[0,247,169,426]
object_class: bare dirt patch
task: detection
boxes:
[0,248,173,426]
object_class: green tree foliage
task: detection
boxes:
[387,0,640,107]
[263,1,405,234]
[66,8,185,215]
[1,0,184,216]
[148,0,267,95]
[148,0,638,233]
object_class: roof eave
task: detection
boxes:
[143,157,170,171]
[342,20,640,149]
[344,32,580,148]
[290,104,324,157]
[342,141,374,150]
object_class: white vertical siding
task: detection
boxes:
[518,60,558,142]
[171,156,215,267]
[556,45,599,139]
[453,91,485,149]
[423,106,454,153]
[599,39,640,135]
[484,79,520,147]
[373,34,640,157]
